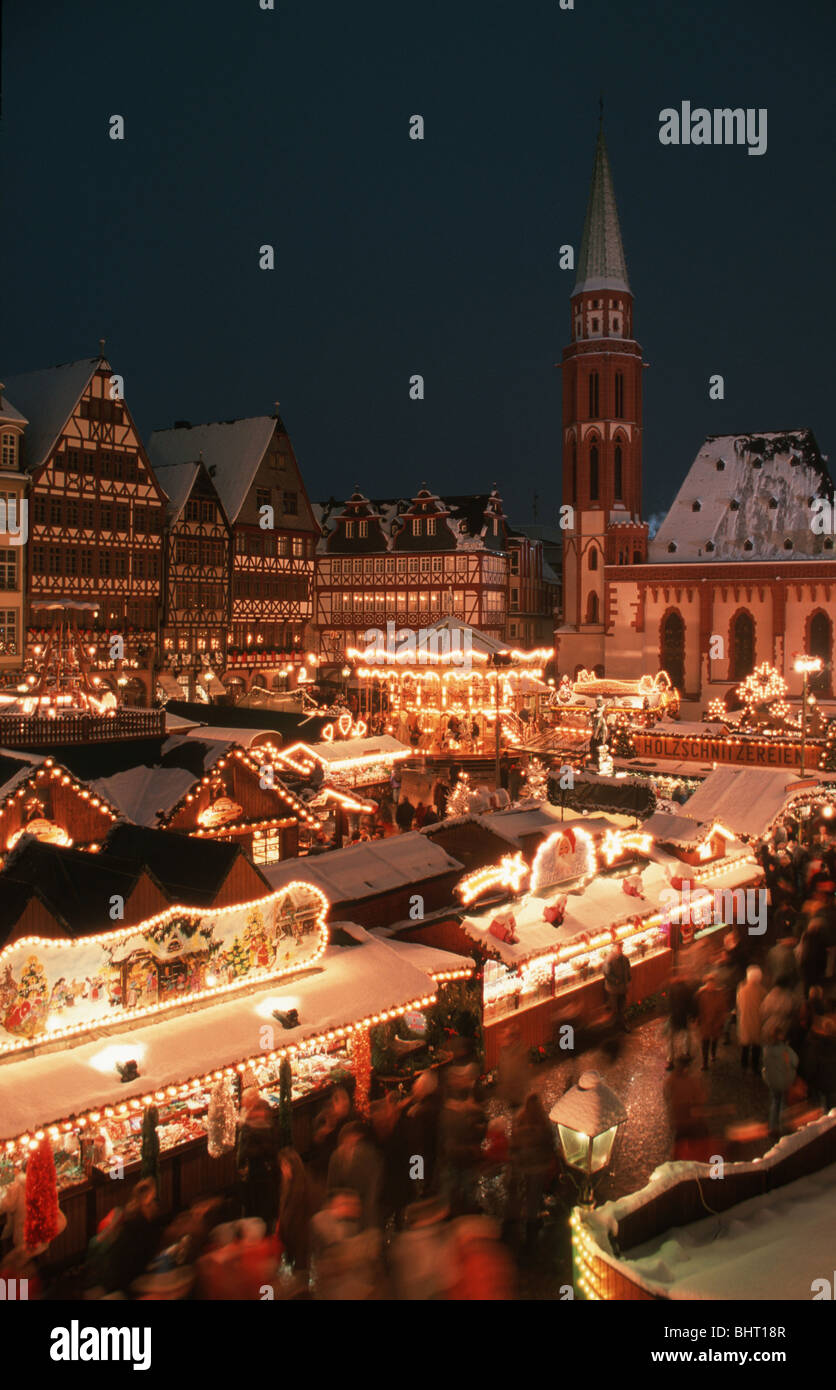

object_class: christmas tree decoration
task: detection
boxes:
[24,1137,61,1250]
[445,772,473,818]
[609,713,636,758]
[350,1028,372,1116]
[207,1077,237,1158]
[140,1105,160,1187]
[520,756,548,801]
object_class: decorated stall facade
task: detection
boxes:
[0,881,473,1267]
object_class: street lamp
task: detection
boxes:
[794,654,823,775]
[550,1070,627,1206]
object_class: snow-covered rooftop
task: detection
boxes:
[648,429,833,563]
[0,933,435,1139]
[149,417,277,524]
[681,768,808,840]
[263,832,463,902]
[3,358,100,473]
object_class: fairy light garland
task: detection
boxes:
[0,880,331,1057]
[1,990,438,1153]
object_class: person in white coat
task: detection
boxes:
[736,965,766,1074]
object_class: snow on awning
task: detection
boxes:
[0,936,434,1140]
[157,671,183,699]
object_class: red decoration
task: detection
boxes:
[24,1137,61,1249]
[351,1028,372,1117]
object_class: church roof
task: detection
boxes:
[573,128,631,296]
[648,429,834,563]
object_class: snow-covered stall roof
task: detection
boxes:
[648,429,833,563]
[583,1113,836,1301]
[471,806,620,848]
[304,735,411,765]
[263,833,463,903]
[0,935,434,1139]
[92,766,198,827]
[369,930,475,976]
[680,768,808,840]
[460,859,674,966]
[182,727,277,750]
[641,811,706,846]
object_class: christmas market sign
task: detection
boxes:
[631,731,819,769]
[0,882,329,1053]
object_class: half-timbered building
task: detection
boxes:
[314,487,511,662]
[1,356,167,704]
[149,413,318,698]
[0,389,28,680]
[151,457,233,701]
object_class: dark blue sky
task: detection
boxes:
[3,0,834,524]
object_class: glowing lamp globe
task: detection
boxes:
[550,1070,627,1203]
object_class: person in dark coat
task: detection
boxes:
[395,798,415,832]
[97,1178,163,1296]
[277,1147,314,1274]
[236,1093,279,1229]
[798,920,828,993]
[603,940,632,1031]
[326,1122,383,1230]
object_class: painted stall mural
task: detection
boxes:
[0,883,328,1047]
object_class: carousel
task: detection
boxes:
[349,618,553,758]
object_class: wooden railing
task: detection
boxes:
[0,708,165,746]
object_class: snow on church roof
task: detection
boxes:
[573,127,630,296]
[648,429,833,563]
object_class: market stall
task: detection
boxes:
[0,884,471,1267]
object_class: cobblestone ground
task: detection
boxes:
[489,1009,786,1299]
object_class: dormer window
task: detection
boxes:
[784,539,793,550]
[412,518,422,536]
[427,517,436,536]
[752,459,762,468]
[743,539,753,551]
[1,433,17,469]
[345,520,354,538]
[692,501,701,512]
[769,498,778,509]
[716,459,725,471]
[358,520,368,538]
[729,499,740,511]
[825,539,834,550]
[667,542,677,553]
[706,541,715,552]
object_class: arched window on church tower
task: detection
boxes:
[588,546,598,571]
[588,372,599,419]
[589,443,599,501]
[614,443,623,501]
[586,591,599,624]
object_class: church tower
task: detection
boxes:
[558,123,647,676]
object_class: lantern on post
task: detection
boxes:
[550,1070,627,1205]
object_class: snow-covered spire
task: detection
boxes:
[573,126,630,296]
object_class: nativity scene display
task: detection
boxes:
[0,884,328,1046]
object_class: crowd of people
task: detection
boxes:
[658,817,836,1154]
[55,1037,569,1301]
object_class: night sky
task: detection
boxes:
[3,0,834,524]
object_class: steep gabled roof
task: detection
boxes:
[0,390,27,429]
[573,127,630,296]
[2,358,102,472]
[148,417,277,523]
[103,823,267,905]
[0,839,160,935]
[648,429,834,563]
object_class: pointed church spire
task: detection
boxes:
[573,125,630,295]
